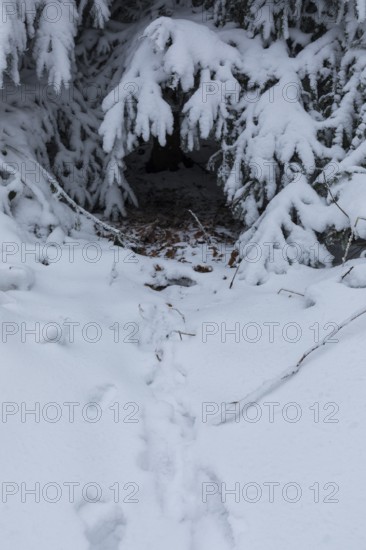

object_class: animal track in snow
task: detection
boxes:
[78,501,125,550]
[89,384,118,411]
[0,264,34,291]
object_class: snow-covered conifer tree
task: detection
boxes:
[100,0,366,281]
[1,0,366,281]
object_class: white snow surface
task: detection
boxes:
[0,217,365,549]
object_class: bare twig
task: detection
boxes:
[278,288,305,297]
[342,217,366,265]
[341,266,354,281]
[320,174,355,266]
[167,304,186,323]
[320,174,366,266]
[188,209,212,245]
[171,330,196,338]
[324,180,350,221]
[229,259,242,289]
[323,180,366,265]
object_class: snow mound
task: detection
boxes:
[343,264,366,288]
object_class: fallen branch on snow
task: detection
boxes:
[217,304,366,424]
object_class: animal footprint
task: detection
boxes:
[89,384,118,411]
[78,501,125,550]
[0,265,34,291]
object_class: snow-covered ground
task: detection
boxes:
[0,206,365,550]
